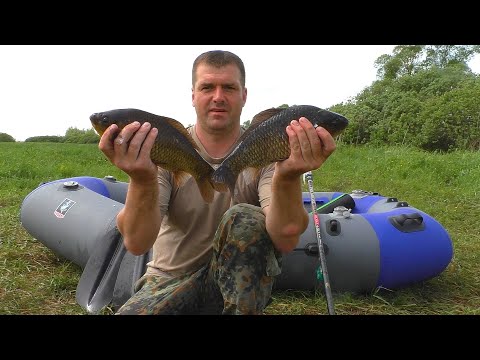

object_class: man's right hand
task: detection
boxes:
[98,121,159,184]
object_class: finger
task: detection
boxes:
[316,126,336,156]
[286,123,301,160]
[299,117,322,156]
[99,124,119,156]
[138,126,158,161]
[127,122,153,161]
[290,119,313,162]
[114,121,141,151]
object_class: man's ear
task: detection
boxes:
[242,87,248,107]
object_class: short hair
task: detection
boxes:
[192,50,246,88]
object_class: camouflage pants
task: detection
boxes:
[115,203,282,315]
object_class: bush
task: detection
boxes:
[63,127,100,144]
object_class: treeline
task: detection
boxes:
[24,127,100,144]
[329,45,480,152]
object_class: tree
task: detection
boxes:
[0,132,15,142]
[374,45,480,80]
[63,127,100,144]
[242,119,251,129]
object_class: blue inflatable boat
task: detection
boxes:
[20,176,453,311]
[277,190,453,293]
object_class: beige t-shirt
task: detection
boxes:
[145,125,275,278]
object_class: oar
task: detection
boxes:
[76,226,127,314]
[112,249,152,310]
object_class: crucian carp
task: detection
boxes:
[211,105,349,196]
[90,108,220,203]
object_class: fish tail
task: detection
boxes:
[172,171,216,203]
[195,176,216,203]
[211,179,229,194]
[211,166,238,197]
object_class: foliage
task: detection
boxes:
[330,45,480,152]
[63,127,99,144]
[0,132,16,142]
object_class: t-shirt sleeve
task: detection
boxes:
[157,167,172,216]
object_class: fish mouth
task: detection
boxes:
[324,113,349,137]
[90,113,102,123]
[89,112,111,128]
[315,123,348,138]
[89,113,109,135]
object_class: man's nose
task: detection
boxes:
[213,87,226,102]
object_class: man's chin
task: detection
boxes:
[208,115,229,127]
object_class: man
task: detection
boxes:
[98,50,336,314]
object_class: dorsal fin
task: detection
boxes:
[252,107,285,125]
[236,107,286,144]
[161,116,200,152]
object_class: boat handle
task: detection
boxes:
[304,243,329,257]
[389,212,425,233]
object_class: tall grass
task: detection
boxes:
[1,142,479,314]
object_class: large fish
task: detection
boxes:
[90,108,220,203]
[212,105,349,195]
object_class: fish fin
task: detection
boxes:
[242,167,262,185]
[236,107,286,144]
[211,165,238,197]
[195,177,216,203]
[211,180,229,193]
[161,116,200,152]
[172,170,191,188]
[172,171,217,203]
[251,107,286,124]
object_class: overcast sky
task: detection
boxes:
[2,45,479,141]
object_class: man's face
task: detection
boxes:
[192,63,247,132]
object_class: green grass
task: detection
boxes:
[0,142,127,315]
[1,142,479,314]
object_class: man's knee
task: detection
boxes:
[225,203,266,229]
[213,203,281,273]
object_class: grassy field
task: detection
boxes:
[1,142,479,315]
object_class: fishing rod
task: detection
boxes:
[304,170,335,315]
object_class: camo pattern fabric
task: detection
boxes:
[115,203,282,315]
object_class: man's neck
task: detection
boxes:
[195,124,241,159]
